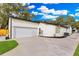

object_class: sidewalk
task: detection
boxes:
[0,36,6,41]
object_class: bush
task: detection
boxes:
[0,29,8,36]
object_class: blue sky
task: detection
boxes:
[24,3,79,21]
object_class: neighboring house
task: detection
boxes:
[66,26,72,35]
[38,23,68,37]
[38,23,57,37]
[55,25,67,37]
[8,16,72,39]
[72,28,77,33]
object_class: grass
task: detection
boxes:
[0,40,18,55]
[74,44,79,56]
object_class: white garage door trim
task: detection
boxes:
[12,26,39,39]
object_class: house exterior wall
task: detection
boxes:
[38,23,57,37]
[54,26,67,37]
[11,18,39,28]
[60,27,67,34]
[9,17,70,38]
[72,28,77,33]
[9,17,39,39]
[66,26,72,35]
[38,23,68,37]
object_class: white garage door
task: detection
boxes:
[13,26,38,38]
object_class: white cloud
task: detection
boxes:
[75,19,79,21]
[75,12,79,16]
[31,10,59,20]
[69,14,75,16]
[38,13,44,15]
[37,6,49,13]
[32,11,44,15]
[43,14,53,19]
[42,14,59,19]
[47,9,55,13]
[22,3,30,6]
[52,10,68,15]
[32,11,38,15]
[28,5,35,9]
[37,6,68,15]
[69,12,79,17]
[75,9,79,11]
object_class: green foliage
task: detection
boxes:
[0,3,33,28]
[55,16,65,25]
[0,3,23,28]
[65,16,75,25]
[54,15,76,28]
[74,21,79,30]
[0,40,18,55]
[74,44,79,56]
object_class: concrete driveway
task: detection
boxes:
[2,33,79,56]
[0,36,5,41]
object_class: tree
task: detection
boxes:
[55,16,65,25]
[0,3,32,28]
[55,15,76,27]
[21,12,35,21]
[65,16,75,26]
[74,21,79,30]
[0,3,23,28]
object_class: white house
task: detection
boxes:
[9,17,39,39]
[72,28,77,33]
[66,26,72,35]
[55,25,67,37]
[8,16,72,39]
[38,23,57,37]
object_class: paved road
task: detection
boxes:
[2,33,79,56]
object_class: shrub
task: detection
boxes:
[0,29,8,36]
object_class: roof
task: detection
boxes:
[9,15,68,29]
[9,15,40,23]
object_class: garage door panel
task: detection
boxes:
[13,27,38,38]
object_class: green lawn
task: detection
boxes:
[0,40,18,55]
[74,44,79,56]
